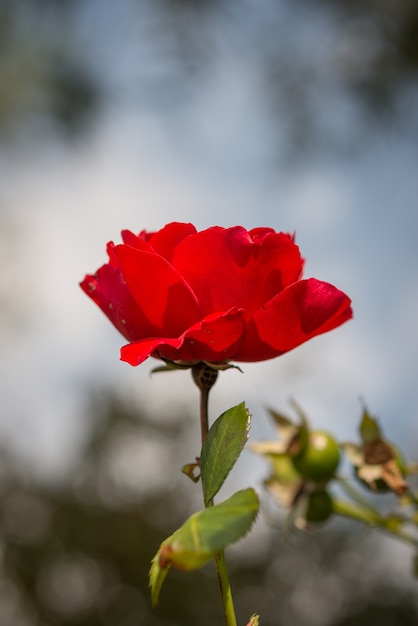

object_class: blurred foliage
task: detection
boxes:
[0,389,417,625]
[0,0,99,140]
[0,0,417,151]
[308,0,418,109]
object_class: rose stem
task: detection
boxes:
[333,481,418,549]
[192,363,238,626]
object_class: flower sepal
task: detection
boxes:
[150,358,243,376]
[342,406,408,495]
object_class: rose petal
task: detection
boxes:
[235,278,353,361]
[81,223,353,367]
[172,226,304,317]
[121,230,153,250]
[120,308,246,366]
[144,222,197,262]
[248,227,277,243]
[114,244,202,337]
[120,223,196,262]
[80,264,153,342]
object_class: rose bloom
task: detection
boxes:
[80,223,352,366]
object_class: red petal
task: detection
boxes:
[121,230,153,250]
[120,225,196,261]
[235,278,353,361]
[172,226,304,317]
[248,227,276,243]
[120,308,246,366]
[80,264,154,342]
[145,222,197,262]
[113,244,202,337]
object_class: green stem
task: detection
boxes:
[192,363,238,626]
[332,498,380,526]
[214,551,238,626]
[199,384,210,445]
[337,478,381,518]
[334,481,418,548]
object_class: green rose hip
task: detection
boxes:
[305,489,334,523]
[292,430,340,482]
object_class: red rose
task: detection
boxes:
[80,223,352,366]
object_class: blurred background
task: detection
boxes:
[0,0,418,624]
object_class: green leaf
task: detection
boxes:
[149,488,259,605]
[359,407,381,444]
[201,402,251,505]
[149,551,170,607]
[247,615,260,626]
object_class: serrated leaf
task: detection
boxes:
[359,407,381,444]
[201,402,251,505]
[149,488,259,604]
[166,488,259,568]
